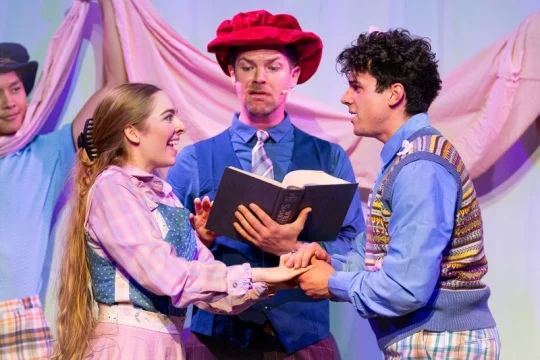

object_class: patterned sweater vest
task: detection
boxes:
[365,129,489,290]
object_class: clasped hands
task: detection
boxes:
[281,242,336,299]
[192,199,335,295]
[190,198,315,289]
[233,202,337,299]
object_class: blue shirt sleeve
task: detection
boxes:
[331,231,366,272]
[167,145,199,214]
[317,144,365,256]
[328,160,458,317]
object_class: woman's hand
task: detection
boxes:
[190,196,218,248]
[251,265,311,284]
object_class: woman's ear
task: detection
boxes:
[124,125,140,144]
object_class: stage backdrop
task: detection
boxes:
[1,1,539,359]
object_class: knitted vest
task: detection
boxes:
[366,128,488,290]
[364,127,495,349]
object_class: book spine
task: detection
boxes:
[272,188,304,225]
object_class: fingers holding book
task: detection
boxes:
[233,203,311,256]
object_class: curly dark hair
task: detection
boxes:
[337,29,442,115]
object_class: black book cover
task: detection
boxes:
[206,167,358,243]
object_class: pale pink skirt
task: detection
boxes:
[84,305,186,360]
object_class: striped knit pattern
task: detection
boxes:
[251,130,274,179]
[365,133,488,290]
[383,326,500,359]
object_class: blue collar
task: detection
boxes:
[380,112,431,168]
[231,112,293,143]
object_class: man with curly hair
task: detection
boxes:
[286,29,501,359]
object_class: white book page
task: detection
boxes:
[282,170,349,188]
[228,166,286,188]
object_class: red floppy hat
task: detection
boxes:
[207,10,323,84]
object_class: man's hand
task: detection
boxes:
[282,242,331,269]
[233,204,311,256]
[190,196,218,248]
[297,259,335,299]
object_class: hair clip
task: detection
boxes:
[77,118,98,160]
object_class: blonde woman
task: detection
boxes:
[54,83,307,359]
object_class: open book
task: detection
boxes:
[206,166,358,242]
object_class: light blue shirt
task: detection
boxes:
[0,125,74,301]
[229,113,294,181]
[328,113,459,317]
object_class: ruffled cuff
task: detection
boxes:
[250,281,271,299]
[227,263,271,300]
[226,263,255,296]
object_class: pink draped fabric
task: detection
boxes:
[0,2,90,158]
[430,12,540,180]
[6,0,538,189]
[111,0,540,189]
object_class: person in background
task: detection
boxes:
[0,0,127,358]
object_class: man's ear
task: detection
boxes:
[289,65,301,89]
[228,64,236,83]
[124,125,140,144]
[388,83,405,107]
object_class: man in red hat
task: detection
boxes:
[167,9,364,359]
[0,1,126,357]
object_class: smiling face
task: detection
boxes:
[0,71,27,135]
[228,47,300,128]
[125,91,186,173]
[341,71,395,142]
